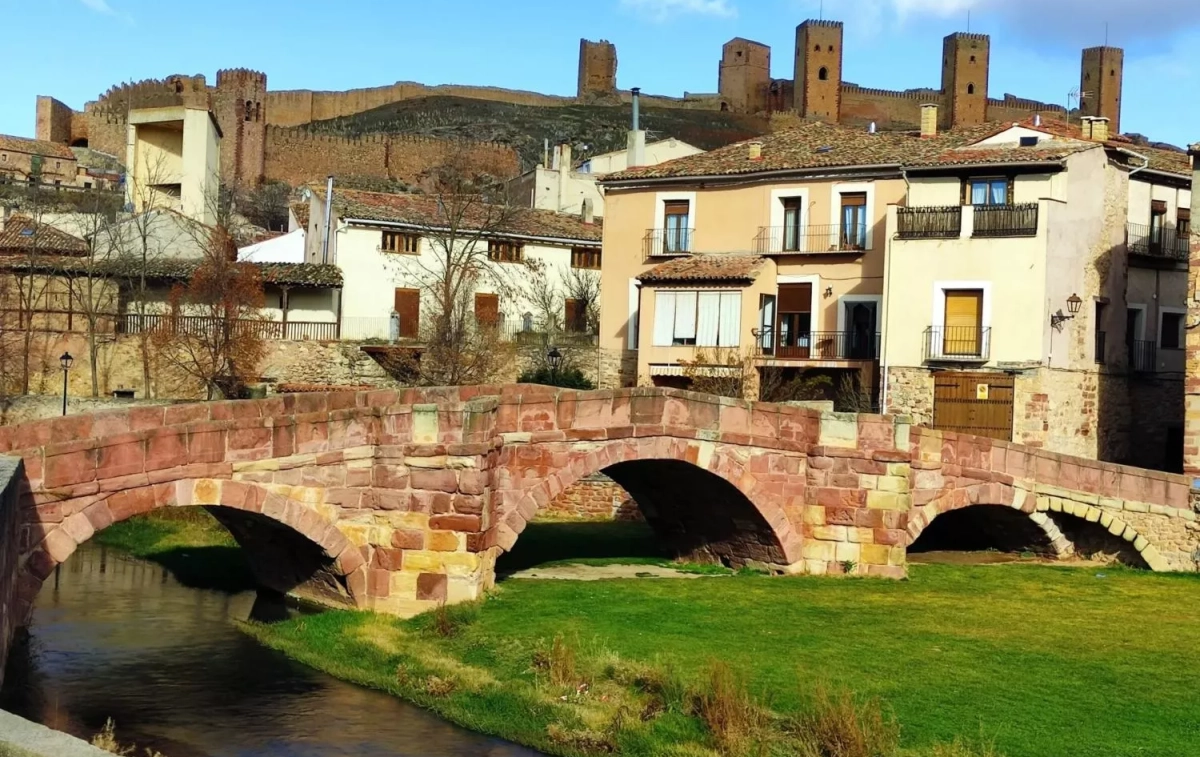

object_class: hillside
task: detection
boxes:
[300,96,771,170]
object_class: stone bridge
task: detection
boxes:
[0,385,1197,646]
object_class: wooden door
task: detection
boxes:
[776,283,812,359]
[394,288,420,339]
[932,372,1014,441]
[943,290,982,355]
[564,298,582,333]
[474,292,499,327]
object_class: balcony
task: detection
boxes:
[644,228,694,260]
[972,203,1039,238]
[754,223,868,255]
[1126,223,1189,263]
[896,206,963,239]
[1129,340,1157,373]
[756,330,879,362]
[923,326,992,362]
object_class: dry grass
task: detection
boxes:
[533,634,579,689]
[788,684,900,757]
[90,719,166,757]
[693,662,769,757]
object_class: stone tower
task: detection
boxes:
[719,38,771,114]
[213,68,268,186]
[577,39,618,99]
[793,20,843,121]
[941,33,990,128]
[1080,47,1124,135]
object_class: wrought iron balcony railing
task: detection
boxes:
[643,228,694,260]
[896,206,963,239]
[923,326,992,362]
[972,203,1039,238]
[1126,222,1190,262]
[756,330,879,361]
[1129,339,1157,373]
[754,223,868,255]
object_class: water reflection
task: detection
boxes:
[1,544,541,757]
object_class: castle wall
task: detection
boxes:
[263,128,520,187]
[578,39,618,99]
[35,97,76,144]
[840,86,934,129]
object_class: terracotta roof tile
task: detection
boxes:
[638,254,766,283]
[0,134,76,161]
[328,188,602,244]
[0,215,88,255]
[290,202,311,229]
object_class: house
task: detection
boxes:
[0,135,78,187]
[596,120,922,398]
[125,105,222,226]
[508,139,704,217]
[299,186,603,341]
[883,113,1190,468]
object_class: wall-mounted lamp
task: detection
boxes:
[824,287,833,298]
[1050,293,1083,328]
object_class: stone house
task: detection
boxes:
[596,110,1191,470]
[297,186,602,342]
[0,135,78,187]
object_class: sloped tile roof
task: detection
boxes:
[0,215,88,255]
[0,135,76,161]
[290,201,311,229]
[0,253,342,288]
[329,188,602,244]
[638,254,766,283]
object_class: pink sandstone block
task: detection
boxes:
[416,573,448,602]
[42,449,97,489]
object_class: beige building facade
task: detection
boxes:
[125,106,222,226]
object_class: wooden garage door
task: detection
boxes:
[932,372,1014,441]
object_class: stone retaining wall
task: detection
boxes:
[0,710,112,757]
[540,474,641,521]
[0,457,24,689]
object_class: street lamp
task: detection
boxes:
[1050,293,1084,329]
[547,346,563,383]
[59,352,73,416]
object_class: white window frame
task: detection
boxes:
[829,182,876,251]
[1127,303,1147,343]
[836,294,882,335]
[1158,306,1186,351]
[652,289,741,348]
[654,190,697,249]
[777,274,821,331]
[628,279,640,349]
[769,188,810,253]
[931,281,991,360]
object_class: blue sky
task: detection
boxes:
[6,0,1199,147]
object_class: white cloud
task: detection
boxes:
[620,0,737,22]
[78,0,114,13]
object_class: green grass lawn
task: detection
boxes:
[244,520,1200,757]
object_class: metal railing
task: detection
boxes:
[923,326,992,362]
[1126,222,1190,262]
[757,330,879,361]
[754,223,868,254]
[972,203,1039,238]
[644,228,694,259]
[1095,330,1106,365]
[1129,339,1157,373]
[896,206,963,239]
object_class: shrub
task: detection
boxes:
[693,662,767,757]
[788,684,900,757]
[533,634,578,688]
[518,366,595,390]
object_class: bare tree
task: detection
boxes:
[562,265,600,335]
[63,194,122,397]
[393,152,524,386]
[151,227,269,400]
[5,193,66,395]
[679,348,833,402]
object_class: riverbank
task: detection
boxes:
[94,515,1200,757]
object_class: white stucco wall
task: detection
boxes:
[1127,178,1191,226]
[583,139,703,175]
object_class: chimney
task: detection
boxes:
[631,86,641,131]
[868,122,877,135]
[581,197,595,225]
[559,143,572,174]
[1034,113,1042,128]
[748,141,764,161]
[920,104,938,138]
[1080,116,1094,140]
[1092,117,1110,142]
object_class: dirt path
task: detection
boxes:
[503,564,709,581]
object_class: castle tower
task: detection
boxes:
[719,38,771,114]
[1080,47,1124,135]
[213,68,268,186]
[793,20,843,122]
[577,39,618,100]
[941,33,990,128]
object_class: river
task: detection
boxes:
[0,543,543,757]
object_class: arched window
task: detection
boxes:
[970,55,976,63]
[244,100,253,122]
[1110,69,1116,76]
[814,44,821,52]
[818,67,829,81]
[967,83,976,95]
[828,45,834,52]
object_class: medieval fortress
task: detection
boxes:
[34,20,1124,187]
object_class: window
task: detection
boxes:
[652,291,741,347]
[571,246,601,269]
[839,192,867,249]
[943,289,984,356]
[1,154,6,163]
[1179,208,1191,238]
[663,200,691,253]
[782,197,804,251]
[381,230,420,254]
[775,283,812,356]
[54,161,60,170]
[964,178,1010,206]
[245,100,253,122]
[1095,302,1107,365]
[1161,311,1184,350]
[488,240,524,263]
[818,67,829,81]
[1150,200,1168,249]
[967,83,975,95]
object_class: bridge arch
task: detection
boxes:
[906,485,1161,567]
[15,478,363,622]
[491,436,803,570]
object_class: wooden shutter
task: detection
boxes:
[394,288,420,339]
[474,293,499,326]
[778,283,812,313]
[944,289,982,355]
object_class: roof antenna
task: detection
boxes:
[967,10,971,33]
[1104,22,1109,46]
[818,0,823,20]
